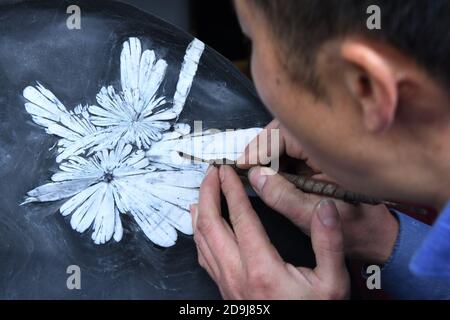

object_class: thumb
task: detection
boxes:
[311,199,347,283]
[248,166,319,232]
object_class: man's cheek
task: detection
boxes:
[251,54,278,113]
[256,80,284,120]
[251,57,267,103]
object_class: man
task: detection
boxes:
[190,0,450,299]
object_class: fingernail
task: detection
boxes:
[190,204,198,230]
[194,206,199,228]
[249,167,267,192]
[205,165,214,176]
[317,199,339,228]
[219,165,225,182]
[236,151,246,166]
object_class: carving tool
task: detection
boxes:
[179,152,429,216]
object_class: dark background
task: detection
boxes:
[119,0,251,69]
[0,0,251,72]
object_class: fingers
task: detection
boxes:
[310,199,348,286]
[193,165,350,300]
[237,119,283,169]
[219,165,279,262]
[193,165,283,299]
[195,167,240,272]
[237,119,311,170]
[248,166,320,232]
[190,204,220,280]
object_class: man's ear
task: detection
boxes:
[341,40,399,132]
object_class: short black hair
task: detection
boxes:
[251,0,450,94]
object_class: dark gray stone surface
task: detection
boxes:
[0,0,314,299]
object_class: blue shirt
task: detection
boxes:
[380,208,450,299]
[411,202,450,280]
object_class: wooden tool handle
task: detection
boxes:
[280,172,429,215]
[207,159,429,216]
[279,172,381,205]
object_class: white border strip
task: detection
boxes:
[172,38,205,116]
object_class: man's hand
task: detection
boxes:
[237,120,399,264]
[191,165,350,300]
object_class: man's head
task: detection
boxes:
[235,0,450,207]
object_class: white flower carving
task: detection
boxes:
[24,142,203,246]
[90,38,174,150]
[23,37,204,163]
[21,36,261,247]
